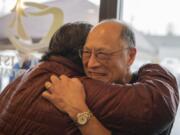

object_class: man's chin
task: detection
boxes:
[85,72,110,82]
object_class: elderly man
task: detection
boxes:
[43,20,179,135]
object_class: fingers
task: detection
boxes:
[45,81,54,94]
[45,81,52,89]
[59,74,69,81]
[60,75,80,83]
[50,74,69,84]
[71,77,81,83]
[50,75,59,84]
[49,74,80,85]
[42,91,52,101]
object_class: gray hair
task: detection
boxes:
[121,24,136,48]
[100,19,136,48]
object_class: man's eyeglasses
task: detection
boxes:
[79,48,129,62]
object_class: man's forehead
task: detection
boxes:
[84,21,127,51]
[84,36,124,51]
[91,21,123,32]
[84,41,114,50]
[87,23,123,42]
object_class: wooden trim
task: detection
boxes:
[99,0,118,22]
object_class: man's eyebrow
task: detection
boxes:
[83,47,91,50]
[96,48,107,52]
[84,47,107,52]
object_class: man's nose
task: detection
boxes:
[87,53,101,68]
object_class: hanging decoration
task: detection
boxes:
[7,0,64,53]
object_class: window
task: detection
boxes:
[0,0,100,91]
[121,0,180,134]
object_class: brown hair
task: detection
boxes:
[41,22,93,67]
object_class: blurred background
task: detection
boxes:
[0,0,179,134]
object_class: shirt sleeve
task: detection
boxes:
[82,64,179,134]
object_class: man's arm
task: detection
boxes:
[67,105,111,135]
[82,64,179,134]
[42,75,111,135]
[43,64,179,134]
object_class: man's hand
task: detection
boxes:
[42,75,89,119]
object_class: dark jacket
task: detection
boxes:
[0,56,179,135]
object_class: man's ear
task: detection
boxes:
[127,48,136,66]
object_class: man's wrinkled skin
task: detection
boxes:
[82,21,136,83]
[43,75,87,119]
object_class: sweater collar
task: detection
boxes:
[47,56,84,75]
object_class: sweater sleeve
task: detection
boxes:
[83,64,179,134]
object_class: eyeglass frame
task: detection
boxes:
[78,47,130,62]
